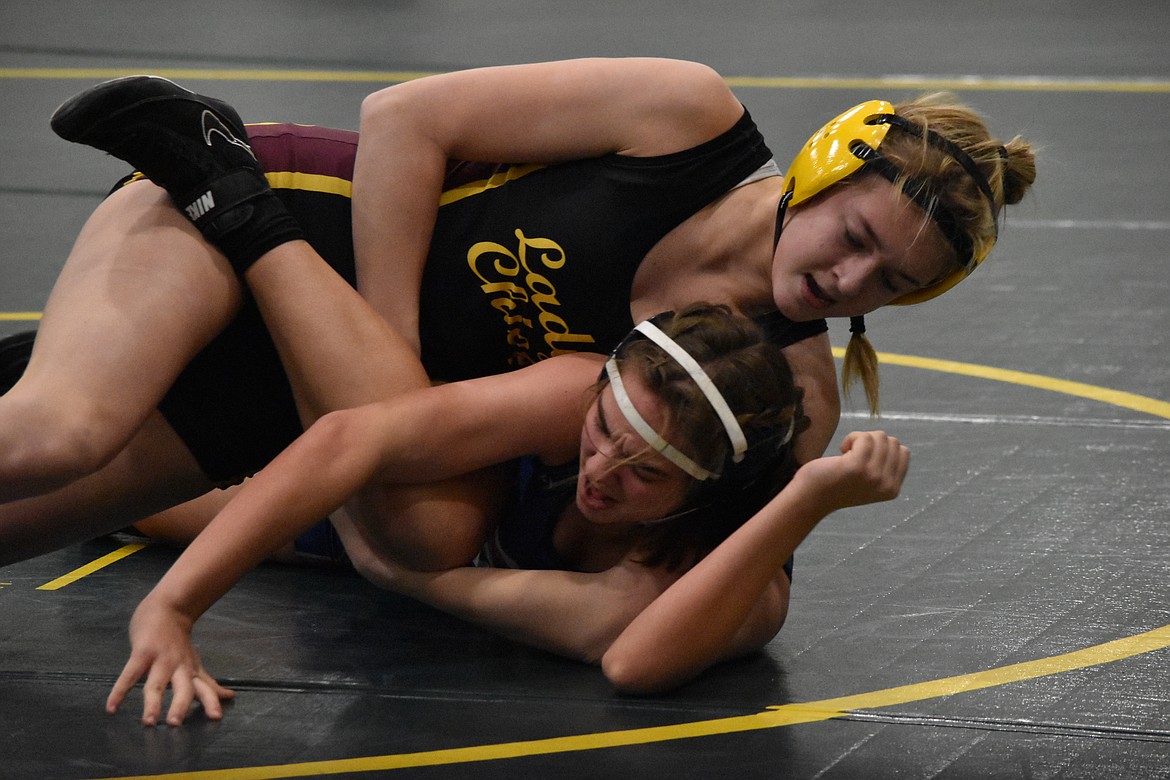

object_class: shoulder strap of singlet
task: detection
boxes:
[753,310,828,349]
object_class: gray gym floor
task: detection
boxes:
[1,2,1168,778]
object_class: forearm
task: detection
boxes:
[388,564,659,663]
[605,431,911,692]
[352,89,447,342]
[146,414,381,621]
[366,482,822,694]
[602,478,829,693]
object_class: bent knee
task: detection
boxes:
[2,394,132,482]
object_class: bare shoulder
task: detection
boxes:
[362,57,744,163]
[606,58,745,155]
[524,351,606,384]
[781,329,835,370]
[433,353,603,416]
[631,58,734,103]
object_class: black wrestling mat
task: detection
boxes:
[2,1,1168,777]
[2,384,1168,779]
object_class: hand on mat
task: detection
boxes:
[793,430,910,513]
[106,595,235,726]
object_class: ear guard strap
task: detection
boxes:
[869,113,999,233]
[779,100,1003,304]
[866,113,999,265]
[850,141,975,272]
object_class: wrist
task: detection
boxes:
[137,586,198,631]
[787,466,843,517]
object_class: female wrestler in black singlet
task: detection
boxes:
[0,60,1035,574]
[0,59,1034,721]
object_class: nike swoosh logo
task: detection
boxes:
[200,109,256,159]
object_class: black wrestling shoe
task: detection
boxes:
[51,75,303,274]
[0,330,36,396]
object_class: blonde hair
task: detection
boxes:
[843,92,1038,414]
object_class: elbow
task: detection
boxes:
[359,84,424,140]
[600,582,791,696]
[600,647,693,697]
[359,88,396,125]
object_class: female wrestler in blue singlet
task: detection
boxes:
[101,302,910,725]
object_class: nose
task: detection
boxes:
[833,254,878,298]
[583,449,621,490]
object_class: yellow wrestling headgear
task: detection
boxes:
[780,99,1000,305]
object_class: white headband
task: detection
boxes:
[603,319,753,481]
[633,320,748,462]
[605,358,715,481]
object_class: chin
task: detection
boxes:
[771,292,800,320]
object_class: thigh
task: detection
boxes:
[0,411,216,566]
[16,181,243,437]
[132,483,244,547]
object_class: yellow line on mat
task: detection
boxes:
[36,543,147,591]
[0,67,435,84]
[93,623,1170,779]
[0,312,42,321]
[830,348,1170,421]
[2,341,1157,776]
[722,75,1170,93]
[1,68,1167,94]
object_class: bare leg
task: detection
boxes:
[50,78,500,569]
[134,469,506,573]
[243,245,430,419]
[0,181,241,503]
[132,483,304,563]
[243,247,499,569]
[132,483,243,547]
[0,410,214,567]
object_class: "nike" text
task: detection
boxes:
[185,191,215,220]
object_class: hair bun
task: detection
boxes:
[999,136,1037,206]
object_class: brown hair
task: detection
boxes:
[602,303,807,571]
[843,92,1038,414]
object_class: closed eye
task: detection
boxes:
[595,398,612,438]
[631,462,668,482]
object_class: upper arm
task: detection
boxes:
[351,57,742,344]
[355,353,601,483]
[361,58,744,163]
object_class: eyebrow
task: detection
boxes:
[861,216,926,289]
[596,394,611,436]
[597,390,660,467]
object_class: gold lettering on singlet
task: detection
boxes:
[467,229,596,365]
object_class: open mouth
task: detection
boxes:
[802,274,835,309]
[580,479,615,511]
